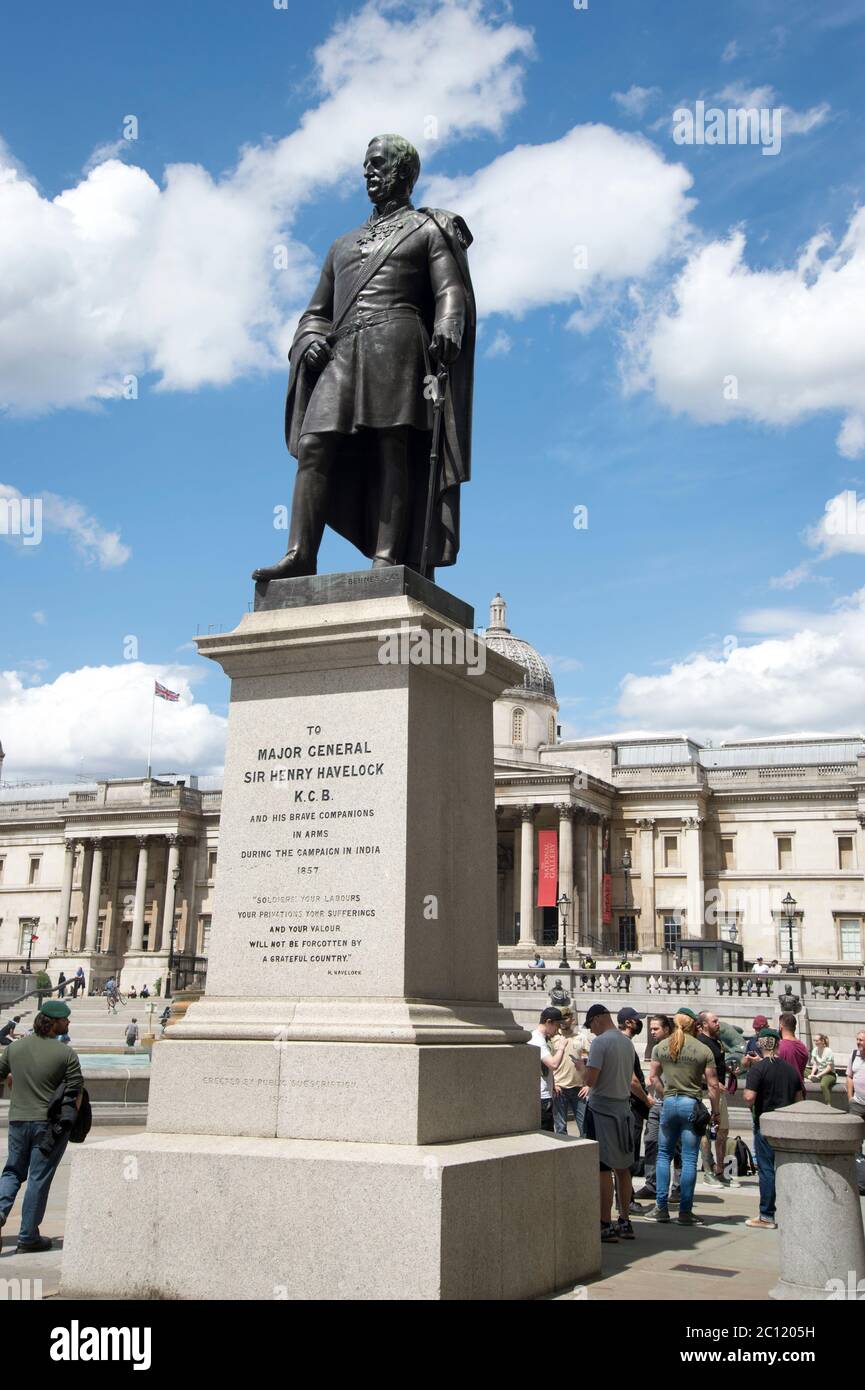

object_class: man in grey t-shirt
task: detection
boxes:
[582,1003,643,1243]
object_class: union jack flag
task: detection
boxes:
[154,681,180,702]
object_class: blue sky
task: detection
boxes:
[2,0,865,782]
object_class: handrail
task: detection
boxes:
[0,977,70,1014]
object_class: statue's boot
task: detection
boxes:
[252,458,328,583]
[370,438,409,570]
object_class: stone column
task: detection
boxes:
[84,840,104,952]
[104,838,120,955]
[556,804,576,955]
[180,835,198,953]
[76,841,93,951]
[130,837,149,952]
[760,1102,865,1300]
[160,835,182,957]
[574,812,589,947]
[511,822,521,946]
[589,817,603,950]
[637,818,656,951]
[683,816,705,937]
[518,806,535,949]
[57,840,76,952]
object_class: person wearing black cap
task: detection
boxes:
[582,1003,645,1242]
[617,1007,650,1205]
[0,999,83,1253]
[743,1028,804,1230]
[528,1007,567,1132]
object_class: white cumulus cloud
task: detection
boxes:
[0,663,227,781]
[484,329,512,358]
[625,207,865,456]
[717,83,831,137]
[616,589,865,739]
[611,85,661,119]
[423,124,694,317]
[1,481,130,567]
[0,0,534,413]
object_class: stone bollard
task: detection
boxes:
[760,1100,865,1300]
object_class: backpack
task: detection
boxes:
[733,1136,755,1176]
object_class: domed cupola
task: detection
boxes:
[484,594,556,700]
[484,595,559,759]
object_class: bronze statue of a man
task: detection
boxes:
[253,134,476,583]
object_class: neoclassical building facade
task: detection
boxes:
[1,595,864,985]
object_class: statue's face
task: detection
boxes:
[363,139,402,204]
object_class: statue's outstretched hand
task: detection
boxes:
[430,323,462,366]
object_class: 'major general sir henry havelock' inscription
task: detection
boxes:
[230,726,388,982]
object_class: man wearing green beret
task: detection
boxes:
[0,999,83,1252]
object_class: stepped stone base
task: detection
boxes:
[60,1130,600,1302]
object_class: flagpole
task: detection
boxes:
[146,684,156,781]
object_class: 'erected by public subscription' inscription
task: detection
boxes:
[223,722,394,986]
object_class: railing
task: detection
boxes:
[498,967,865,1003]
[168,954,208,993]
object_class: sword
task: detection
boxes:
[420,365,449,581]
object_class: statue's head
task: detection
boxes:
[364,134,421,205]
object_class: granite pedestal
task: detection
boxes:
[762,1101,865,1301]
[61,585,599,1300]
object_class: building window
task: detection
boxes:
[839,918,862,962]
[512,708,525,744]
[838,836,855,871]
[548,714,556,745]
[663,836,679,869]
[618,915,637,953]
[207,850,218,880]
[720,836,736,870]
[0,857,5,884]
[199,915,212,955]
[28,856,41,886]
[19,918,39,954]
[776,836,793,871]
[663,914,682,951]
[95,917,105,952]
[65,917,76,952]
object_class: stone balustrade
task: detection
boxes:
[498,966,865,1002]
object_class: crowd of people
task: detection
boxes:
[530,1000,865,1245]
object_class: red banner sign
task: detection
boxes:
[602,873,612,925]
[537,830,558,908]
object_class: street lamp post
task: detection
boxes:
[622,848,632,955]
[782,891,797,972]
[165,863,181,1000]
[557,893,570,969]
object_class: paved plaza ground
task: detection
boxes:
[4,1117,861,1301]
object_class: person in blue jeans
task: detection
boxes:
[645,1008,720,1226]
[0,999,83,1253]
[743,1029,804,1229]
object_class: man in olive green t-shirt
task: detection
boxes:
[0,999,83,1253]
